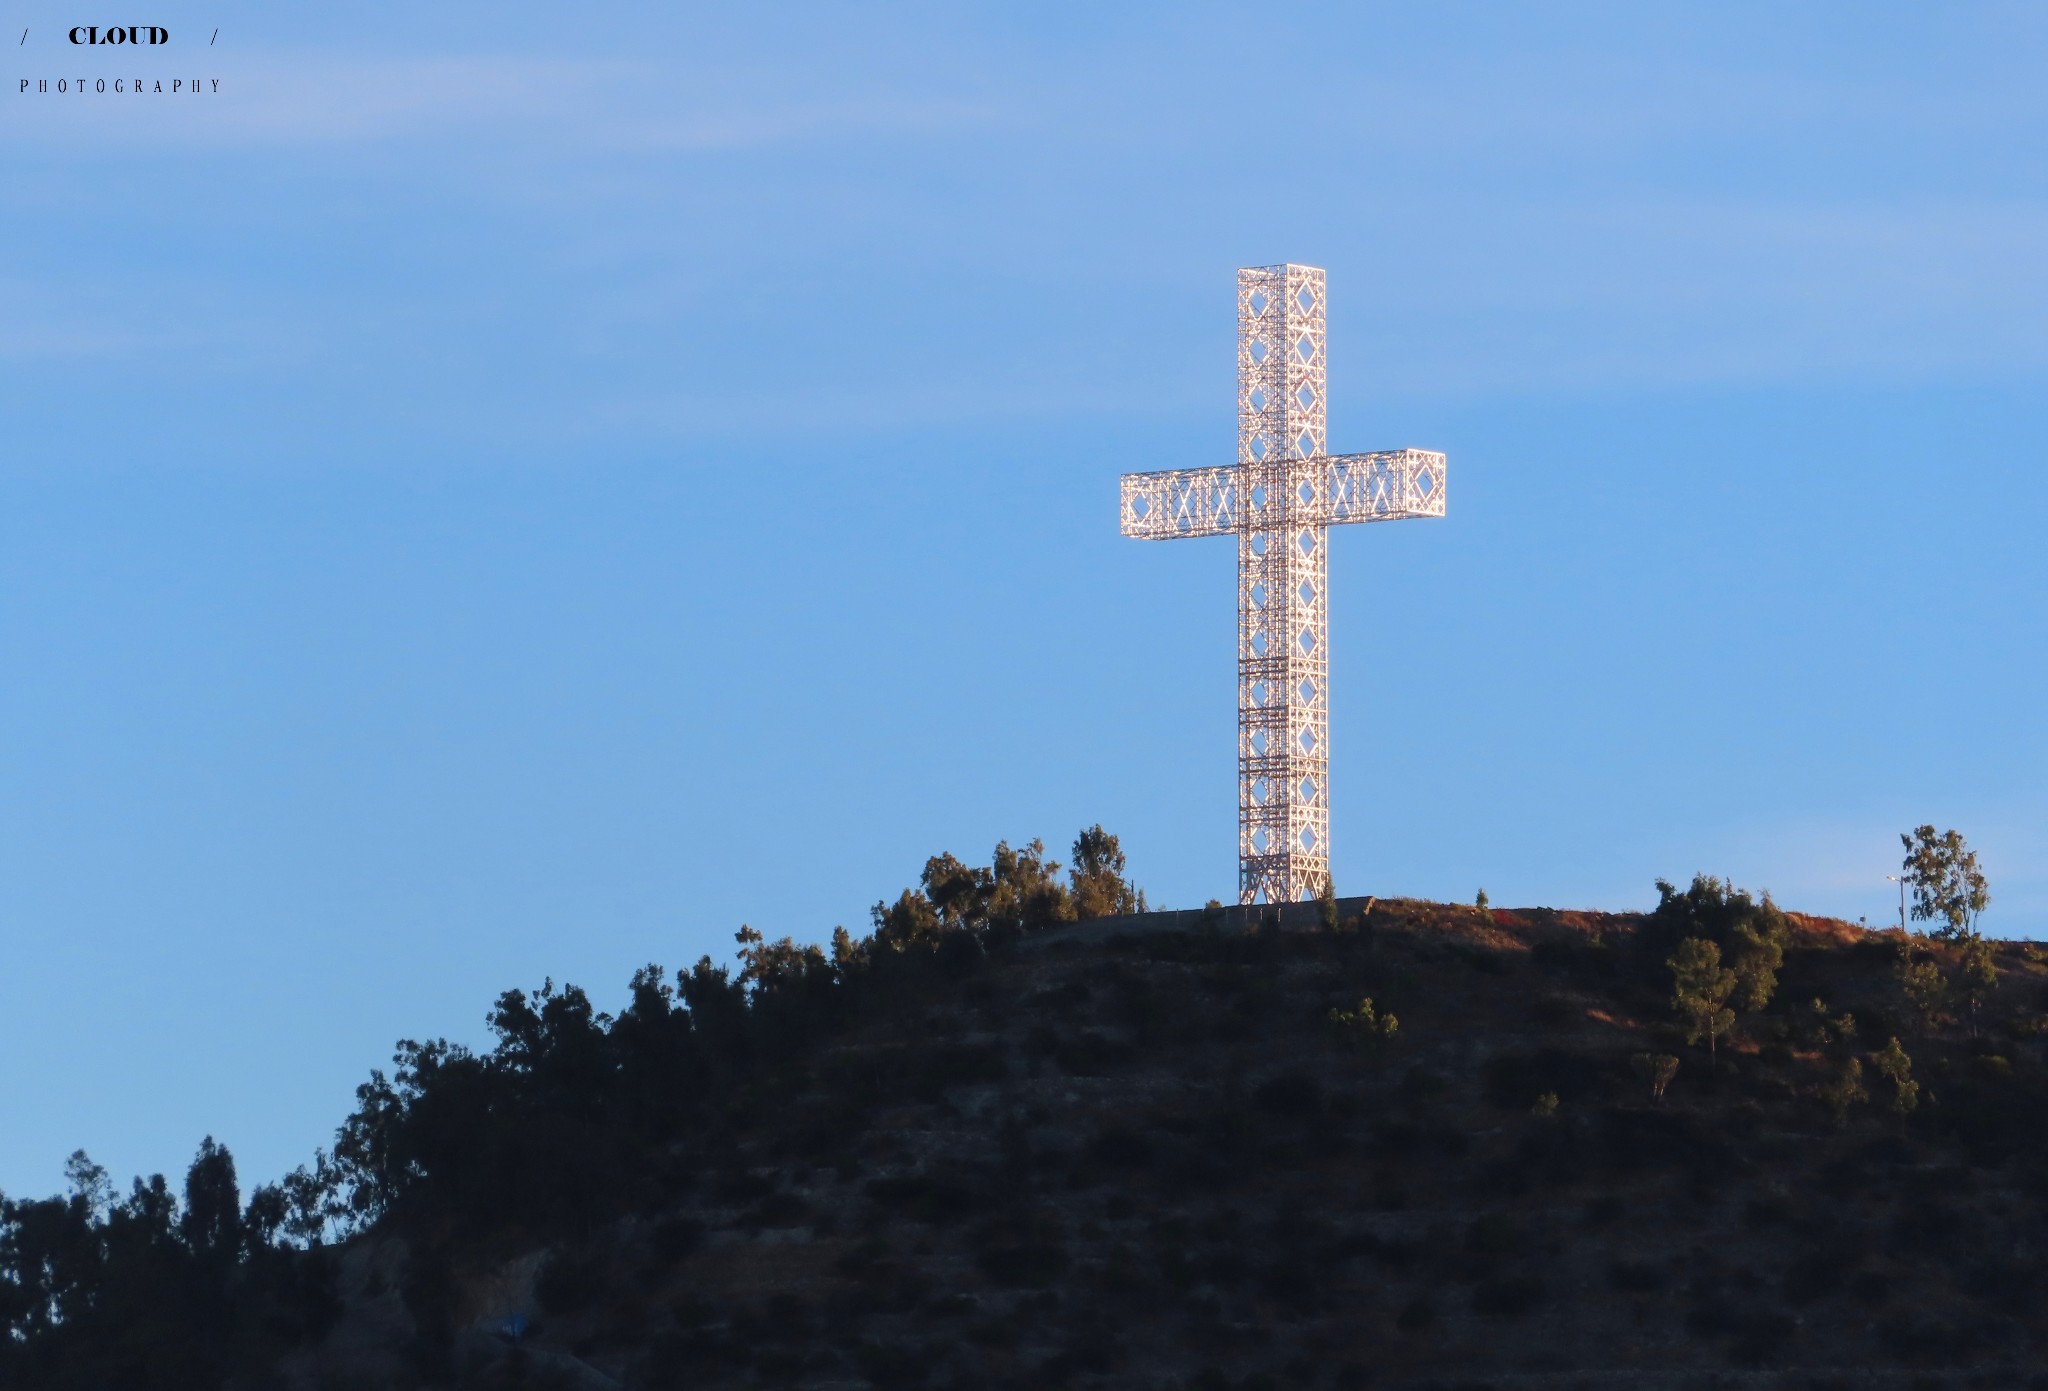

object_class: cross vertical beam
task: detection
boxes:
[1237,265,1329,905]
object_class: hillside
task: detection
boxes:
[8,857,2048,1390]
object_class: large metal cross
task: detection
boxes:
[1119,264,1447,905]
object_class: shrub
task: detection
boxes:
[1631,1052,1680,1101]
[1821,1058,1868,1123]
[1482,1049,1597,1109]
[1897,953,1950,1031]
[1871,1037,1920,1113]
[1328,997,1399,1044]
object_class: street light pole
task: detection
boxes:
[1886,875,1906,932]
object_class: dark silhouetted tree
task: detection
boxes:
[922,852,993,929]
[871,888,944,948]
[989,839,1073,934]
[1071,825,1140,919]
[243,1181,288,1252]
[181,1137,241,1263]
[1649,875,1788,1013]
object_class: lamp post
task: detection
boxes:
[1886,875,1907,932]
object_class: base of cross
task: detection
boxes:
[1020,895,1382,950]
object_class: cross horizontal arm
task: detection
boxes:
[1119,449,1447,540]
[1324,449,1448,524]
[1119,466,1238,539]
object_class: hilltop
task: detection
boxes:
[7,845,2048,1390]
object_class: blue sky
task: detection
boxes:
[3,2,2044,1197]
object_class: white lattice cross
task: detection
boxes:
[1120,264,1446,905]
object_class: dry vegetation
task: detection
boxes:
[12,840,2048,1391]
[270,902,2048,1390]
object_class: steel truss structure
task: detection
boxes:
[1119,265,1447,905]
